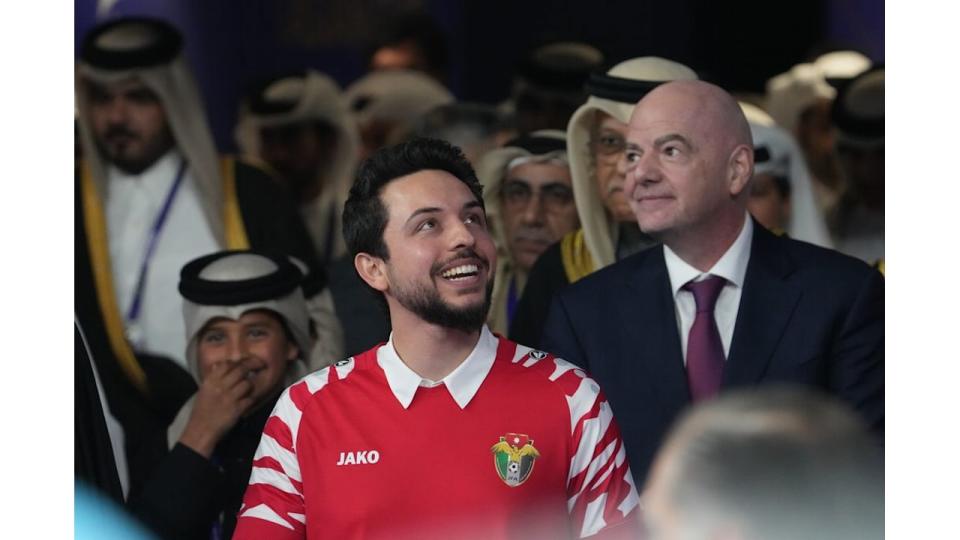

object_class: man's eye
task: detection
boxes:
[201,332,225,344]
[465,213,485,226]
[126,89,159,104]
[501,182,531,201]
[417,219,437,231]
[625,151,640,163]
[247,328,268,339]
[542,185,574,206]
[600,135,622,148]
[663,146,680,157]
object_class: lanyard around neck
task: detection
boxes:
[125,157,188,325]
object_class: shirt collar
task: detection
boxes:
[664,212,753,295]
[377,325,499,410]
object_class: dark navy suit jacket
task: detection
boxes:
[541,223,885,487]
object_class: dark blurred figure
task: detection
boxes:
[410,101,514,165]
[75,16,319,497]
[76,321,127,502]
[366,10,449,85]
[235,70,358,267]
[507,42,605,134]
[765,50,870,215]
[345,69,453,161]
[743,111,832,247]
[644,386,883,540]
[828,66,884,264]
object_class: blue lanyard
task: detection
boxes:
[124,157,187,325]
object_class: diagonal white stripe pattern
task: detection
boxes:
[249,466,301,497]
[549,357,579,381]
[239,503,296,530]
[512,344,533,363]
[580,493,609,538]
[568,401,613,478]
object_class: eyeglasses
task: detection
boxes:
[589,132,627,163]
[500,180,574,212]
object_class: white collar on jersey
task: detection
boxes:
[377,325,499,410]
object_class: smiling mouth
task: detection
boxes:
[440,264,480,281]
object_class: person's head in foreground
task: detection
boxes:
[342,137,496,334]
[643,385,883,540]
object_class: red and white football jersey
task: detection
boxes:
[233,327,640,539]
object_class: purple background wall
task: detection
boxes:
[75,0,884,152]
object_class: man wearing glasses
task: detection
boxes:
[475,130,578,334]
[509,57,698,346]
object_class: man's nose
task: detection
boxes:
[105,98,129,125]
[519,191,546,225]
[448,218,478,250]
[624,152,661,197]
[634,151,663,185]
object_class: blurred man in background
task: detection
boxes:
[644,386,883,540]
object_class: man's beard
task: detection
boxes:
[393,274,494,333]
[96,125,174,175]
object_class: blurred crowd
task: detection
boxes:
[75,11,883,540]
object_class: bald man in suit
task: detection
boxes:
[542,80,883,486]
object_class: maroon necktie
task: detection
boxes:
[682,275,726,401]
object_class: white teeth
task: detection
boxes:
[441,264,479,279]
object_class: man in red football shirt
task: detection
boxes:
[233,137,641,539]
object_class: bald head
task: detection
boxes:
[635,80,752,164]
[622,80,755,269]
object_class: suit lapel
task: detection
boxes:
[620,247,691,408]
[724,225,802,386]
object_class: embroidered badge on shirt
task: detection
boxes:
[491,433,540,487]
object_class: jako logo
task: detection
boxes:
[336,450,380,466]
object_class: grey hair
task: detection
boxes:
[658,385,883,540]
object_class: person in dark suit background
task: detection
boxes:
[541,80,883,486]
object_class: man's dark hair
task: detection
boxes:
[342,137,484,261]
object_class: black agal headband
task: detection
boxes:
[584,73,668,104]
[502,134,566,155]
[80,17,182,70]
[179,250,304,307]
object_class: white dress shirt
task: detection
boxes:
[663,213,753,364]
[106,150,219,367]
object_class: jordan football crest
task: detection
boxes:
[491,433,540,487]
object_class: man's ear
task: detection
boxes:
[727,144,754,198]
[354,252,389,292]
